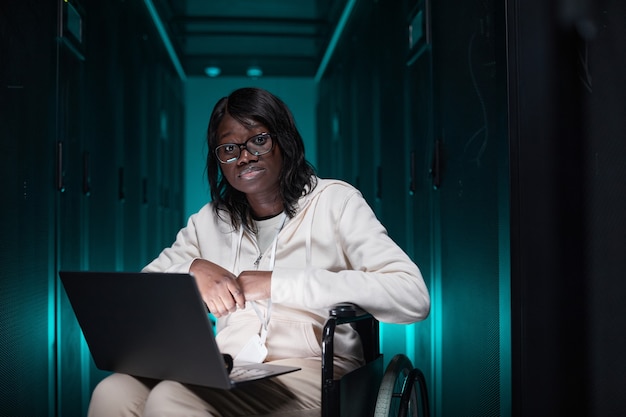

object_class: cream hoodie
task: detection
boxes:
[143,178,430,374]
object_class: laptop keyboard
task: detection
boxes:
[229,366,273,382]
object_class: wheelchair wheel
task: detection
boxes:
[374,354,427,417]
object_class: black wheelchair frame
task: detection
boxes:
[321,304,430,417]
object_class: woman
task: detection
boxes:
[88,87,430,416]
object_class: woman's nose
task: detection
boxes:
[237,148,258,164]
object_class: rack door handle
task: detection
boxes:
[56,141,65,192]
[430,139,442,190]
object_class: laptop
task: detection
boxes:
[59,271,300,390]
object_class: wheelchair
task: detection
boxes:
[322,304,430,417]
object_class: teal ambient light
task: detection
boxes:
[246,66,263,78]
[143,0,186,81]
[314,0,357,82]
[204,66,222,77]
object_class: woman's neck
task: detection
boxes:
[247,193,284,220]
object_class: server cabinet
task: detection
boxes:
[0,1,185,415]
[0,0,58,414]
[316,0,509,416]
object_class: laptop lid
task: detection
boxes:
[59,271,299,390]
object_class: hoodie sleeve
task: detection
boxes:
[271,186,430,324]
[141,211,203,274]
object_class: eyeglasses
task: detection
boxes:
[214,133,274,164]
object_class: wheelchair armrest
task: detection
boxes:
[322,304,379,376]
[323,304,378,361]
[322,303,380,417]
[328,303,372,322]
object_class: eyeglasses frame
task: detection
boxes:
[214,132,274,164]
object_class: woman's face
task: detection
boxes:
[216,112,283,198]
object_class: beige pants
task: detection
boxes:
[87,359,322,417]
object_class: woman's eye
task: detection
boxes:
[253,135,267,145]
[223,144,236,154]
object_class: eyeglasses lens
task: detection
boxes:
[216,134,273,163]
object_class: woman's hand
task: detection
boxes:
[237,270,272,301]
[190,259,245,318]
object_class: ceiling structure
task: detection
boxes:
[151,0,351,79]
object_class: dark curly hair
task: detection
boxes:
[206,87,317,231]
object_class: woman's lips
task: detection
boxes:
[238,166,264,179]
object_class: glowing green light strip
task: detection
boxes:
[143,0,187,81]
[405,323,416,365]
[48,270,55,415]
[314,0,358,83]
[431,197,443,414]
